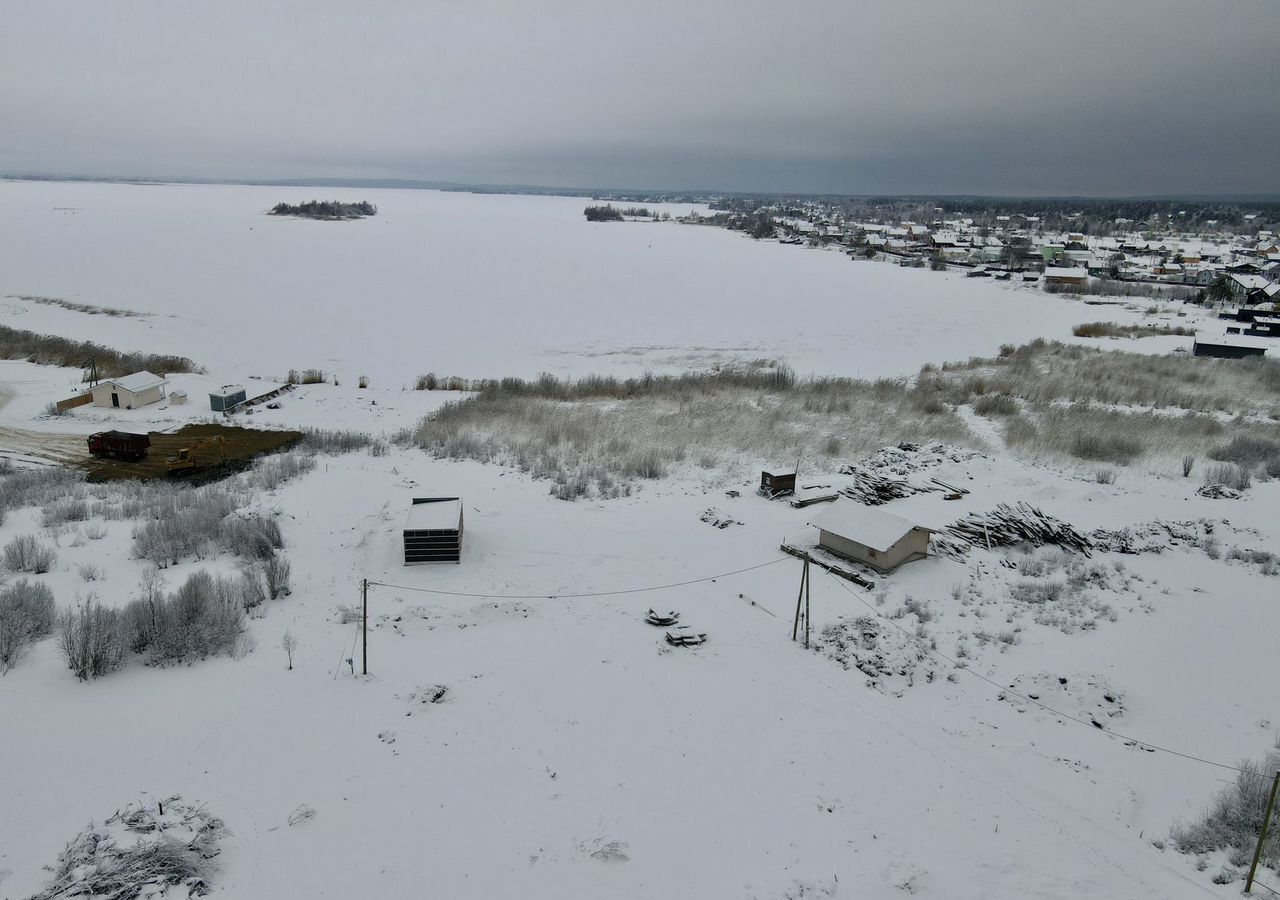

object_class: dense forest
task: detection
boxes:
[269,200,377,220]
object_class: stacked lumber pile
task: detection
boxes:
[946,502,1092,555]
[838,468,930,505]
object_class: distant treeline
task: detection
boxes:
[269,200,377,220]
[0,324,201,377]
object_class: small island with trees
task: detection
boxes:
[584,203,669,222]
[269,200,377,220]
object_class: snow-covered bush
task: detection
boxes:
[41,495,90,527]
[58,600,127,680]
[124,570,245,666]
[28,797,224,900]
[261,554,291,599]
[1174,742,1280,875]
[0,579,56,673]
[220,516,283,561]
[3,533,57,573]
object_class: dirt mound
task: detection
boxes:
[83,423,301,482]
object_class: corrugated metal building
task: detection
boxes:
[403,498,464,564]
[209,385,248,412]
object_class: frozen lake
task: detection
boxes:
[0,180,1154,385]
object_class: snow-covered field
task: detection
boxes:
[0,181,1275,899]
[0,179,1195,388]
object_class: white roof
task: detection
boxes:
[810,502,932,553]
[1043,267,1088,279]
[102,371,166,392]
[1194,333,1271,350]
[404,498,462,531]
[1229,273,1270,290]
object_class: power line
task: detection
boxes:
[821,570,1260,777]
[367,557,789,600]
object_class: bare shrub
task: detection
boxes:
[1174,743,1280,873]
[125,570,245,666]
[0,579,56,673]
[287,368,327,385]
[1208,434,1280,468]
[77,562,103,582]
[357,375,369,389]
[973,394,1018,417]
[1182,455,1195,478]
[261,554,292,599]
[1069,432,1144,465]
[3,534,57,573]
[1203,463,1251,492]
[1094,468,1116,485]
[299,429,374,454]
[84,521,108,540]
[220,516,283,561]
[59,599,127,680]
[239,570,266,612]
[282,629,297,670]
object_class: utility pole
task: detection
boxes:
[1245,770,1280,894]
[792,556,811,648]
[361,578,369,676]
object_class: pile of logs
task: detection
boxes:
[946,502,1093,555]
[839,467,928,505]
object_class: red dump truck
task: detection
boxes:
[86,430,151,462]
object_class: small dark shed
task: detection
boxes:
[403,498,464,564]
[760,470,797,497]
[1192,335,1268,360]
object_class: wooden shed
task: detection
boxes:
[90,371,167,410]
[810,502,934,573]
[760,470,797,498]
[403,498,464,564]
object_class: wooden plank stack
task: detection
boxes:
[945,502,1093,556]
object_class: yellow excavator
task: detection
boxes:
[165,435,227,475]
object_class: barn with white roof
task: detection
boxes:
[89,371,167,410]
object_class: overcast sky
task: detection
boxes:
[2,1,1277,196]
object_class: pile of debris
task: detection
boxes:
[853,441,981,476]
[946,502,1093,555]
[1090,520,1217,554]
[28,797,225,900]
[699,507,740,529]
[645,609,706,646]
[1197,484,1243,500]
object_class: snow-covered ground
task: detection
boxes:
[0,181,1274,899]
[0,180,1200,388]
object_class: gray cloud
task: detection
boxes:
[2,0,1276,195]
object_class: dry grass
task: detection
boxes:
[1072,321,1194,338]
[0,324,200,377]
[412,366,972,499]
